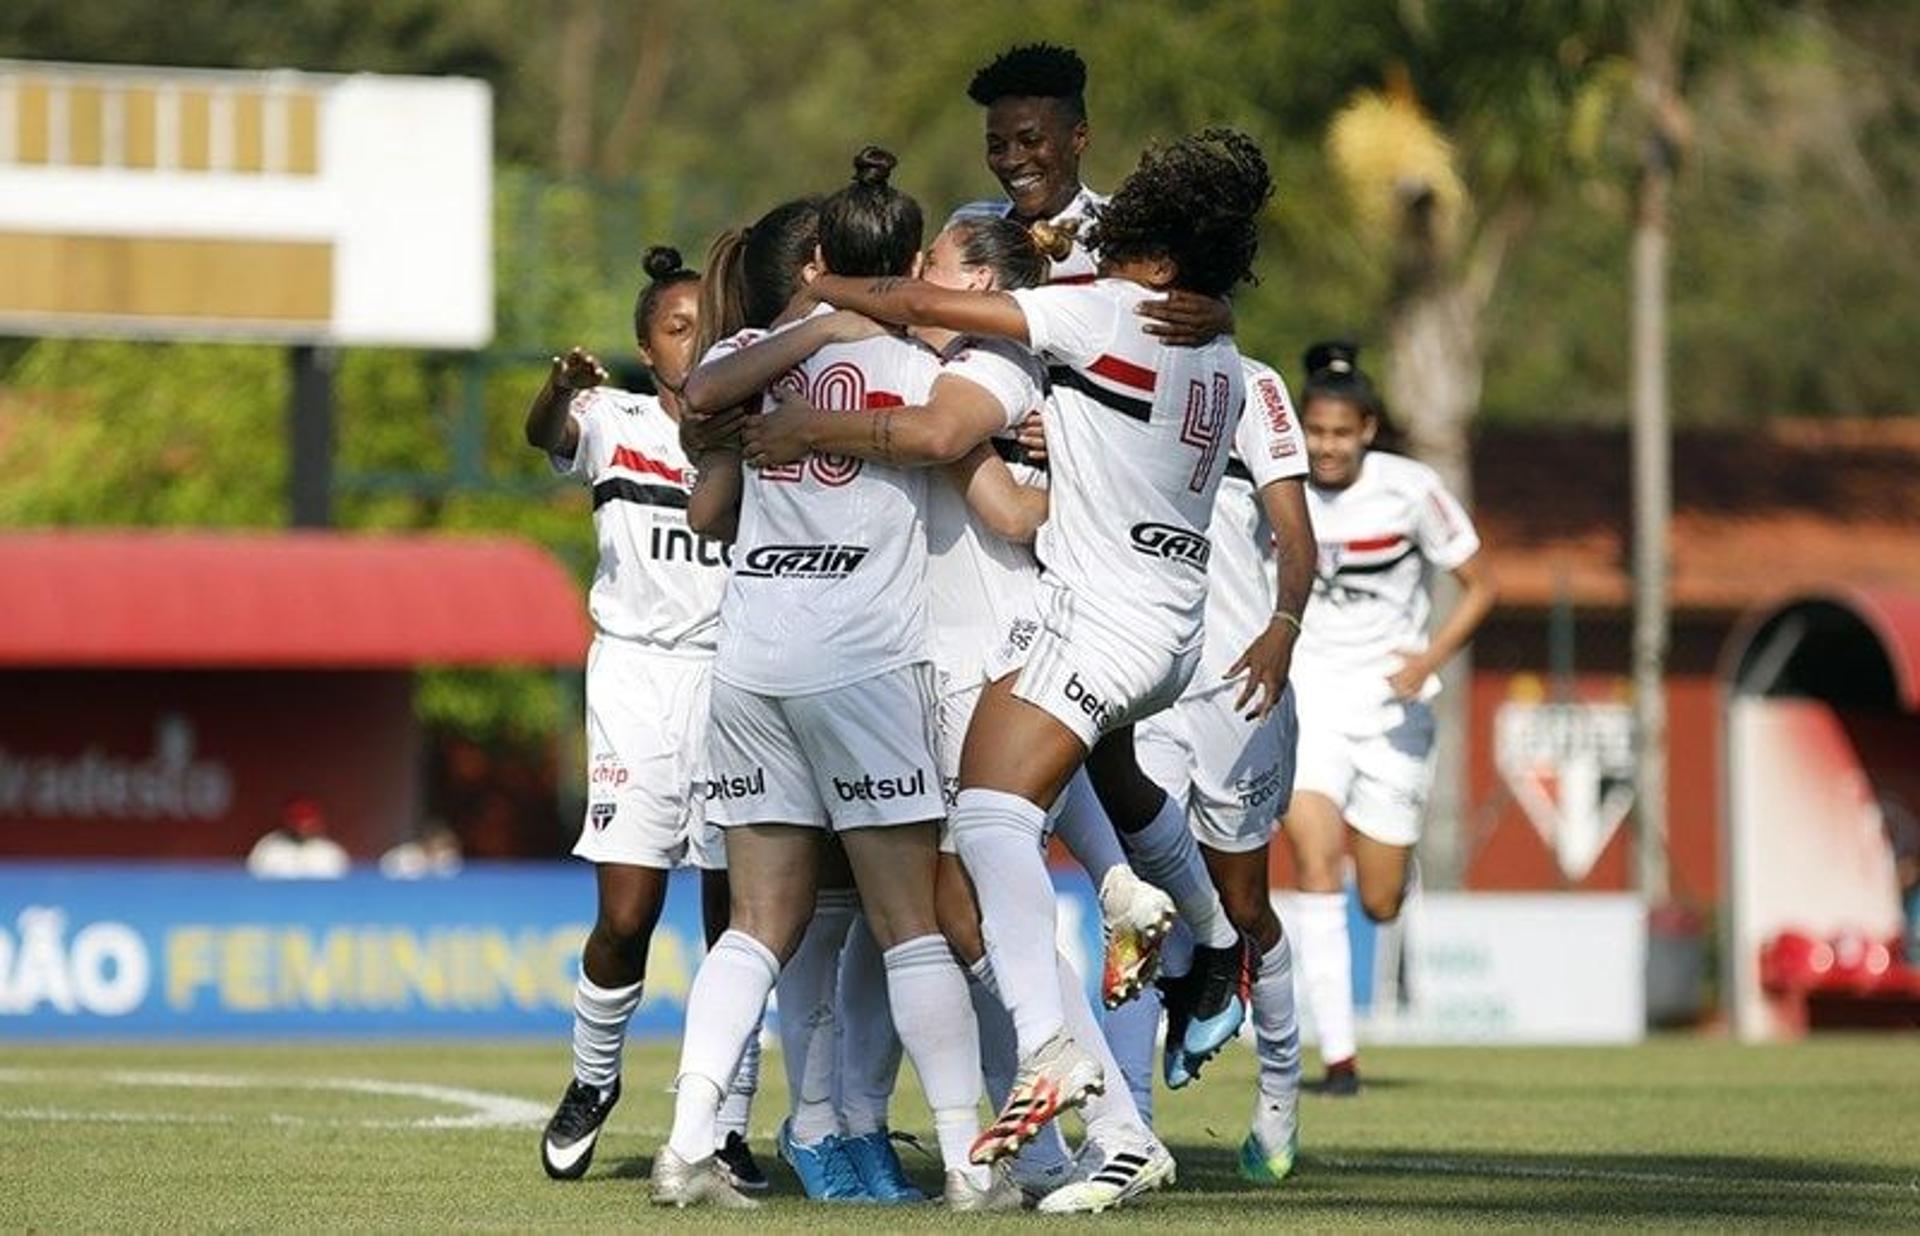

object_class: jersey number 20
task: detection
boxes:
[762,361,871,488]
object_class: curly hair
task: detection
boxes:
[1085,128,1272,298]
[966,43,1087,120]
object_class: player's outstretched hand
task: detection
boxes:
[1225,617,1297,720]
[551,346,609,391]
[740,389,822,469]
[1137,291,1235,346]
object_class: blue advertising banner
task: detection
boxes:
[0,863,1102,1038]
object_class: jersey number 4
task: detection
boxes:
[762,361,871,488]
[1180,373,1232,493]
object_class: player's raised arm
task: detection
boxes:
[680,311,883,417]
[808,274,1032,344]
[524,346,607,456]
[743,371,1016,469]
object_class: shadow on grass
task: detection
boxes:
[1169,1141,1920,1227]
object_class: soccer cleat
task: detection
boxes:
[1238,1122,1300,1185]
[648,1145,761,1209]
[1098,866,1177,1009]
[1173,935,1251,1083]
[968,1031,1105,1165]
[841,1128,927,1204]
[777,1119,867,1201]
[943,1164,1024,1213]
[1155,970,1198,1088]
[540,1077,618,1180]
[1037,1134,1176,1213]
[715,1131,769,1193]
[1313,1058,1361,1097]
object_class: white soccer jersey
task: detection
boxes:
[1192,358,1309,687]
[1008,279,1246,656]
[925,336,1049,689]
[1294,450,1481,732]
[953,184,1107,284]
[553,388,728,653]
[706,311,944,696]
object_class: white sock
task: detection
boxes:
[779,888,857,1145]
[669,929,779,1162]
[1254,933,1303,1101]
[571,974,643,1096]
[1051,770,1129,886]
[885,934,985,1182]
[1294,891,1357,1066]
[716,1017,761,1143]
[1101,982,1160,1126]
[1122,793,1237,948]
[1057,951,1144,1144]
[951,787,1065,1057]
[835,912,902,1137]
[970,957,1070,1175]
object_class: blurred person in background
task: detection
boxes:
[1281,342,1496,1096]
[521,245,765,1191]
[246,797,349,879]
[377,821,463,878]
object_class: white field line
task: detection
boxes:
[0,1068,547,1129]
[1309,1152,1920,1197]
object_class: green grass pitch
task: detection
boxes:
[3,1038,1917,1230]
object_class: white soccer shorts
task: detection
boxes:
[1137,682,1298,854]
[572,637,712,870]
[1292,701,1437,848]
[985,577,1200,751]
[706,663,944,831]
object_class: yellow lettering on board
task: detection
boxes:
[277,930,356,1009]
[221,927,273,1012]
[166,927,216,1010]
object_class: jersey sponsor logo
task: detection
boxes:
[737,543,870,579]
[1063,672,1115,730]
[705,769,766,800]
[648,524,732,568]
[831,769,929,803]
[1234,763,1288,810]
[1129,521,1211,569]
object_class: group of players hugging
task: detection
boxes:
[521,42,1494,1214]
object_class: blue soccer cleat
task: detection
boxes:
[777,1119,868,1201]
[841,1128,927,1203]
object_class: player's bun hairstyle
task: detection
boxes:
[632,244,699,342]
[698,197,823,356]
[967,43,1088,121]
[941,214,1053,291]
[1086,128,1272,298]
[1301,340,1398,445]
[1027,218,1078,263]
[819,145,924,279]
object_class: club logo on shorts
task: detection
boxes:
[736,543,870,579]
[1063,672,1115,730]
[1129,521,1211,569]
[706,769,767,800]
[589,802,617,831]
[832,770,928,803]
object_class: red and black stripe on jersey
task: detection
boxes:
[1327,533,1415,576]
[592,446,692,511]
[1048,353,1157,422]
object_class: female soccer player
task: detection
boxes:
[651,149,1010,1213]
[802,129,1278,1160]
[1122,355,1315,1186]
[1282,342,1497,1096]
[522,246,761,1189]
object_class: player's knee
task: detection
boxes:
[1221,882,1276,939]
[1359,886,1406,923]
[592,905,657,955]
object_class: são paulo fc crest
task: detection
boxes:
[589,802,617,831]
[1494,688,1635,881]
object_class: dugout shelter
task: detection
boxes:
[0,531,587,861]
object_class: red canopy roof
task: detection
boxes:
[0,532,590,668]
